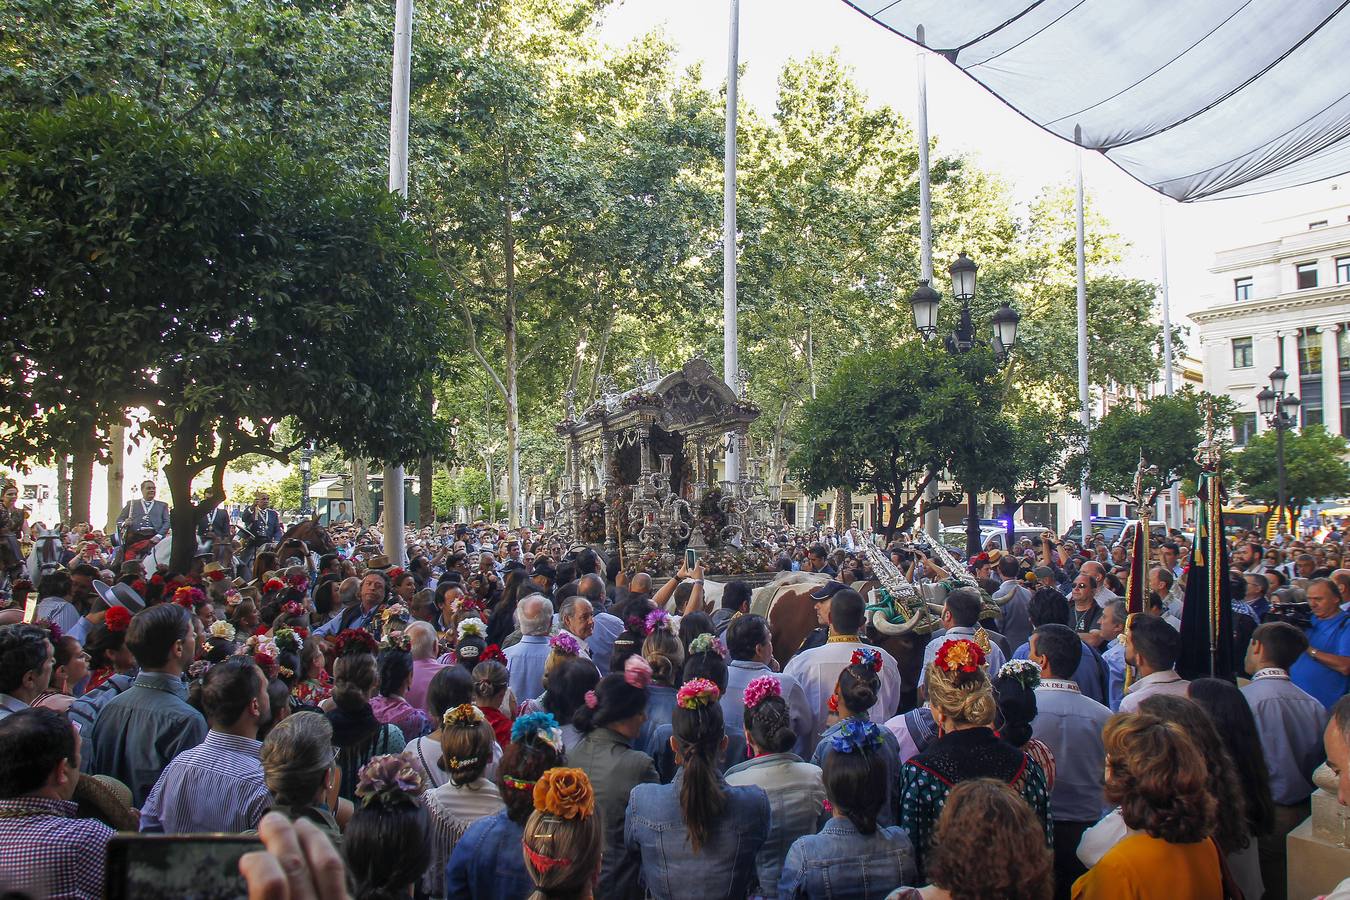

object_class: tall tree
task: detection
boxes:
[0,98,448,571]
[413,3,720,527]
[1232,424,1350,519]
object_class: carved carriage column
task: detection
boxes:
[601,430,617,551]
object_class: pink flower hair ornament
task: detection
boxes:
[549,632,581,656]
[623,654,653,690]
[742,676,782,710]
[643,608,670,635]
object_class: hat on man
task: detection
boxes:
[366,554,392,571]
[93,580,146,612]
[809,580,850,602]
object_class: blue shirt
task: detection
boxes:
[1032,680,1111,823]
[1290,611,1350,709]
[588,611,625,676]
[444,809,532,900]
[1102,640,1127,712]
[89,671,208,806]
[637,684,679,757]
[312,604,378,638]
[1013,639,1109,708]
[502,634,550,703]
[1242,670,1329,805]
[140,731,270,833]
[778,818,917,900]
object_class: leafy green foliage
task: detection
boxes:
[0,97,447,569]
[1068,389,1235,503]
[1231,424,1350,516]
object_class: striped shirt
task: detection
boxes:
[0,796,114,900]
[140,730,271,833]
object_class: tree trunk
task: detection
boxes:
[56,455,71,525]
[419,454,434,526]
[70,441,94,527]
[351,458,373,526]
[105,423,126,532]
[966,490,982,557]
[834,487,851,533]
[503,150,521,530]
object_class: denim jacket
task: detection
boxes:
[724,752,827,899]
[779,818,917,900]
[624,771,770,900]
[444,809,532,900]
[89,671,207,806]
[638,684,679,756]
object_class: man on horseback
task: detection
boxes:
[198,493,234,568]
[0,482,28,579]
[238,491,282,576]
[115,480,170,566]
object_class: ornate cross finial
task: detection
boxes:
[563,389,576,420]
[645,357,661,382]
[1131,451,1158,509]
[1194,399,1221,470]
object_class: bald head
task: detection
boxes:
[1080,561,1105,582]
[405,621,438,659]
[630,572,652,595]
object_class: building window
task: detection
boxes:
[1340,325,1350,372]
[1234,276,1253,301]
[1338,256,1350,284]
[1297,262,1319,289]
[1233,412,1257,447]
[1310,220,1328,229]
[1231,337,1253,368]
[1299,327,1323,376]
[1304,404,1323,428]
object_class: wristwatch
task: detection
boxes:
[1310,647,1319,660]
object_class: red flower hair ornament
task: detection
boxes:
[933,638,986,675]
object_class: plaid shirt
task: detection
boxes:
[0,796,114,900]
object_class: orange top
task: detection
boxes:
[1072,833,1223,900]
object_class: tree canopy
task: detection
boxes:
[0,97,447,568]
[1232,424,1350,517]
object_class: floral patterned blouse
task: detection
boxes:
[899,726,1052,880]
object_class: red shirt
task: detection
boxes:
[477,704,513,748]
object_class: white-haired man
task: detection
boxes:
[504,594,554,702]
[405,621,446,714]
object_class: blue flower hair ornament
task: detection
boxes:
[512,711,564,754]
[829,718,885,755]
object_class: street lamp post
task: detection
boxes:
[1256,366,1300,538]
[299,445,314,517]
[909,251,1020,555]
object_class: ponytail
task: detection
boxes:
[671,696,726,852]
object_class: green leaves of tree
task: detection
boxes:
[1231,424,1350,515]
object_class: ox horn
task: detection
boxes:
[871,608,912,636]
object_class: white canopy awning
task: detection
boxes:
[309,476,341,499]
[842,1,1350,201]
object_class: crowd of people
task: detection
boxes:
[1,487,1349,899]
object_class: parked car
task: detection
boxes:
[1061,517,1166,548]
[940,523,1046,553]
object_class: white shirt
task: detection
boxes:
[781,639,901,744]
[1118,669,1189,713]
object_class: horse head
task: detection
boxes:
[27,530,65,581]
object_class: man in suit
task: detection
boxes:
[116,481,170,546]
[198,497,233,568]
[238,492,282,574]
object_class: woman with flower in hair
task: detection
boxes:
[899,638,1051,881]
[472,659,514,747]
[347,752,432,900]
[292,632,331,708]
[637,611,684,756]
[539,656,599,755]
[423,703,506,897]
[780,716,916,899]
[372,634,434,743]
[992,659,1056,791]
[454,617,488,671]
[571,656,659,900]
[326,631,407,801]
[650,636,748,781]
[725,676,826,899]
[33,631,90,714]
[812,648,903,828]
[522,768,603,900]
[624,677,769,900]
[445,712,566,899]
[84,606,135,692]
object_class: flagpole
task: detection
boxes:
[723,0,741,486]
[1075,131,1092,542]
[383,0,412,565]
[917,25,941,541]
